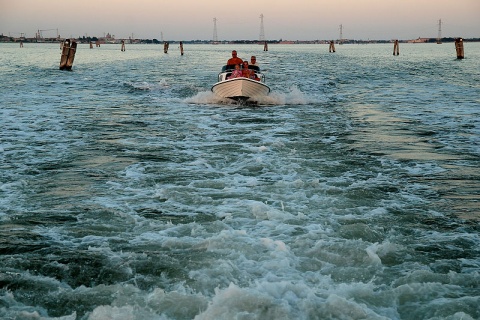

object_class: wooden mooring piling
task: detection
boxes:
[59,39,77,70]
[393,40,399,56]
[329,41,335,53]
[455,38,464,59]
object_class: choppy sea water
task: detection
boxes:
[0,42,479,320]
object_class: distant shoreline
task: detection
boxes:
[1,36,480,45]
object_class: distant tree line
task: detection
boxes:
[1,34,479,44]
[426,37,480,43]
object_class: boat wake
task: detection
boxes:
[186,86,318,106]
[122,79,322,107]
[123,79,170,91]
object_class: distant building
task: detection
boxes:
[408,37,430,43]
[98,32,117,44]
[0,34,10,42]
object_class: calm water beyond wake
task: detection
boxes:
[0,42,479,319]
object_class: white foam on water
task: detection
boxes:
[184,91,232,105]
[2,43,480,320]
[184,85,322,106]
[123,79,172,96]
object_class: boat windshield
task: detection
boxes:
[223,65,260,72]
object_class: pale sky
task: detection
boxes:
[1,0,479,41]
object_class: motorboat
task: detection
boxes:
[211,65,270,102]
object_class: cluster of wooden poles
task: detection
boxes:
[59,39,77,70]
[328,38,464,59]
[55,37,465,71]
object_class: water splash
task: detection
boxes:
[185,85,319,106]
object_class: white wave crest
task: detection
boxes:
[185,85,320,106]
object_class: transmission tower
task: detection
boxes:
[213,18,218,42]
[437,19,442,44]
[339,24,343,44]
[259,14,265,41]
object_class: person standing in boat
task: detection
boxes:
[227,50,243,66]
[250,56,259,67]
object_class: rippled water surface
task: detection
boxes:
[1,42,479,319]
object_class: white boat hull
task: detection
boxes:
[211,78,270,101]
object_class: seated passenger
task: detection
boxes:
[241,61,251,78]
[227,64,242,79]
[241,61,260,80]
